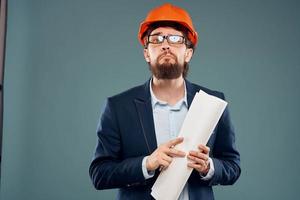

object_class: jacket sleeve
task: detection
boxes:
[89,98,146,190]
[207,93,241,186]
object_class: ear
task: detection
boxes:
[143,48,150,62]
[184,48,193,63]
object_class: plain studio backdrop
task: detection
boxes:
[1,0,299,199]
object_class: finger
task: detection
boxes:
[158,158,170,168]
[187,155,207,166]
[167,137,184,148]
[161,153,173,164]
[159,165,165,171]
[198,144,210,154]
[187,162,203,171]
[189,151,208,161]
[187,163,205,171]
[167,148,186,157]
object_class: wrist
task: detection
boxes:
[201,162,210,176]
[146,157,154,171]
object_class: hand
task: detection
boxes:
[187,144,210,175]
[146,137,186,171]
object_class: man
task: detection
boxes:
[89,3,240,200]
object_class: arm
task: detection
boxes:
[89,98,146,190]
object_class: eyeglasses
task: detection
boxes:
[147,34,185,45]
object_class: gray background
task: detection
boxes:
[1,0,300,199]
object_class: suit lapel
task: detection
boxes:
[185,79,198,108]
[134,80,157,154]
[133,79,198,154]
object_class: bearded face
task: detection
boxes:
[143,27,193,79]
[148,51,188,79]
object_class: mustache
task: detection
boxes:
[157,51,176,61]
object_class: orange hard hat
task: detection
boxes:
[138,3,198,46]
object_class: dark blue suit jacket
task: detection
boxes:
[89,79,241,200]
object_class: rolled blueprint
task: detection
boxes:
[151,90,228,200]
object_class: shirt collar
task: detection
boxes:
[149,77,188,109]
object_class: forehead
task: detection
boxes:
[150,27,183,36]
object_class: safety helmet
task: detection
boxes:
[138,3,198,46]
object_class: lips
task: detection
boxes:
[158,53,176,61]
[161,55,174,59]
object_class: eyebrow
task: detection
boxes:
[150,32,183,37]
[150,32,162,36]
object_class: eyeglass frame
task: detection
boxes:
[146,34,186,45]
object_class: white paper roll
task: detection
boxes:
[151,90,227,200]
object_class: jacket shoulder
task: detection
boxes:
[189,82,225,100]
[107,82,146,104]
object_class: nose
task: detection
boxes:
[161,38,170,51]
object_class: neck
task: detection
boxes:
[151,76,185,106]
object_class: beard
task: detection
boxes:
[148,52,189,79]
